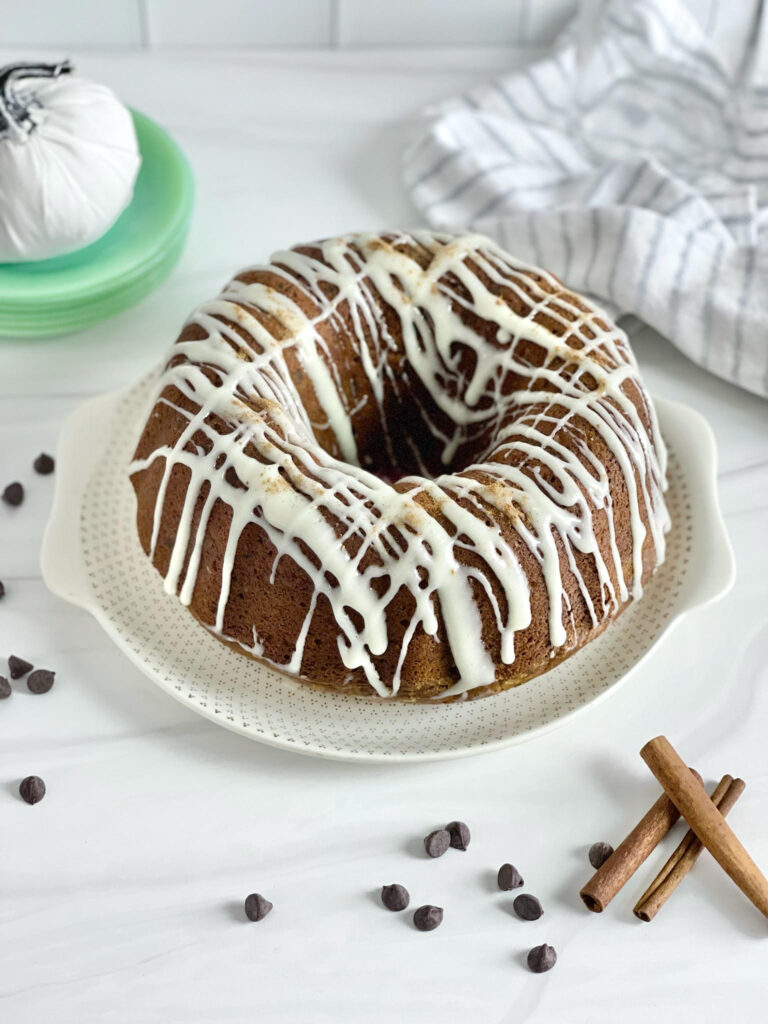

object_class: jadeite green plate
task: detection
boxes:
[0,110,194,337]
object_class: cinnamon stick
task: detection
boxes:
[641,736,768,920]
[633,774,746,922]
[579,768,701,913]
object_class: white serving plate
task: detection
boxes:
[41,376,734,762]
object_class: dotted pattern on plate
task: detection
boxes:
[78,377,693,761]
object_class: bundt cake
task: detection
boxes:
[130,231,670,701]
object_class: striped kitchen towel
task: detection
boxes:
[403,0,768,399]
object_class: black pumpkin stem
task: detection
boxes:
[0,60,73,140]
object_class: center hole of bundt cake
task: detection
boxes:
[286,293,521,481]
[306,354,509,482]
[342,384,502,483]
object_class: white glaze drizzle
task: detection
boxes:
[130,231,670,698]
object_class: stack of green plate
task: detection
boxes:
[0,110,194,337]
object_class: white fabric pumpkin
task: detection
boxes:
[0,61,141,263]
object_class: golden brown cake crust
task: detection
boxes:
[130,231,669,701]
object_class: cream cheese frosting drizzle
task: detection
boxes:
[130,231,670,698]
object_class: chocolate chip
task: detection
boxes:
[33,453,55,475]
[446,820,470,851]
[19,776,46,804]
[0,676,10,699]
[381,884,410,911]
[424,828,451,858]
[497,863,524,890]
[9,655,33,679]
[588,841,614,869]
[513,894,543,921]
[244,893,273,921]
[28,669,55,694]
[2,482,24,507]
[413,905,443,931]
[527,944,557,973]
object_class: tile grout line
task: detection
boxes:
[518,0,531,46]
[137,0,151,50]
[330,0,341,49]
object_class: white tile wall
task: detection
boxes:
[145,0,334,48]
[1,0,579,50]
[1,0,143,48]
[525,0,579,46]
[336,0,529,47]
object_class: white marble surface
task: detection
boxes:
[1,49,767,1024]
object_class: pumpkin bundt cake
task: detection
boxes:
[130,231,670,700]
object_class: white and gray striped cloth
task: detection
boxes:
[404,0,768,399]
